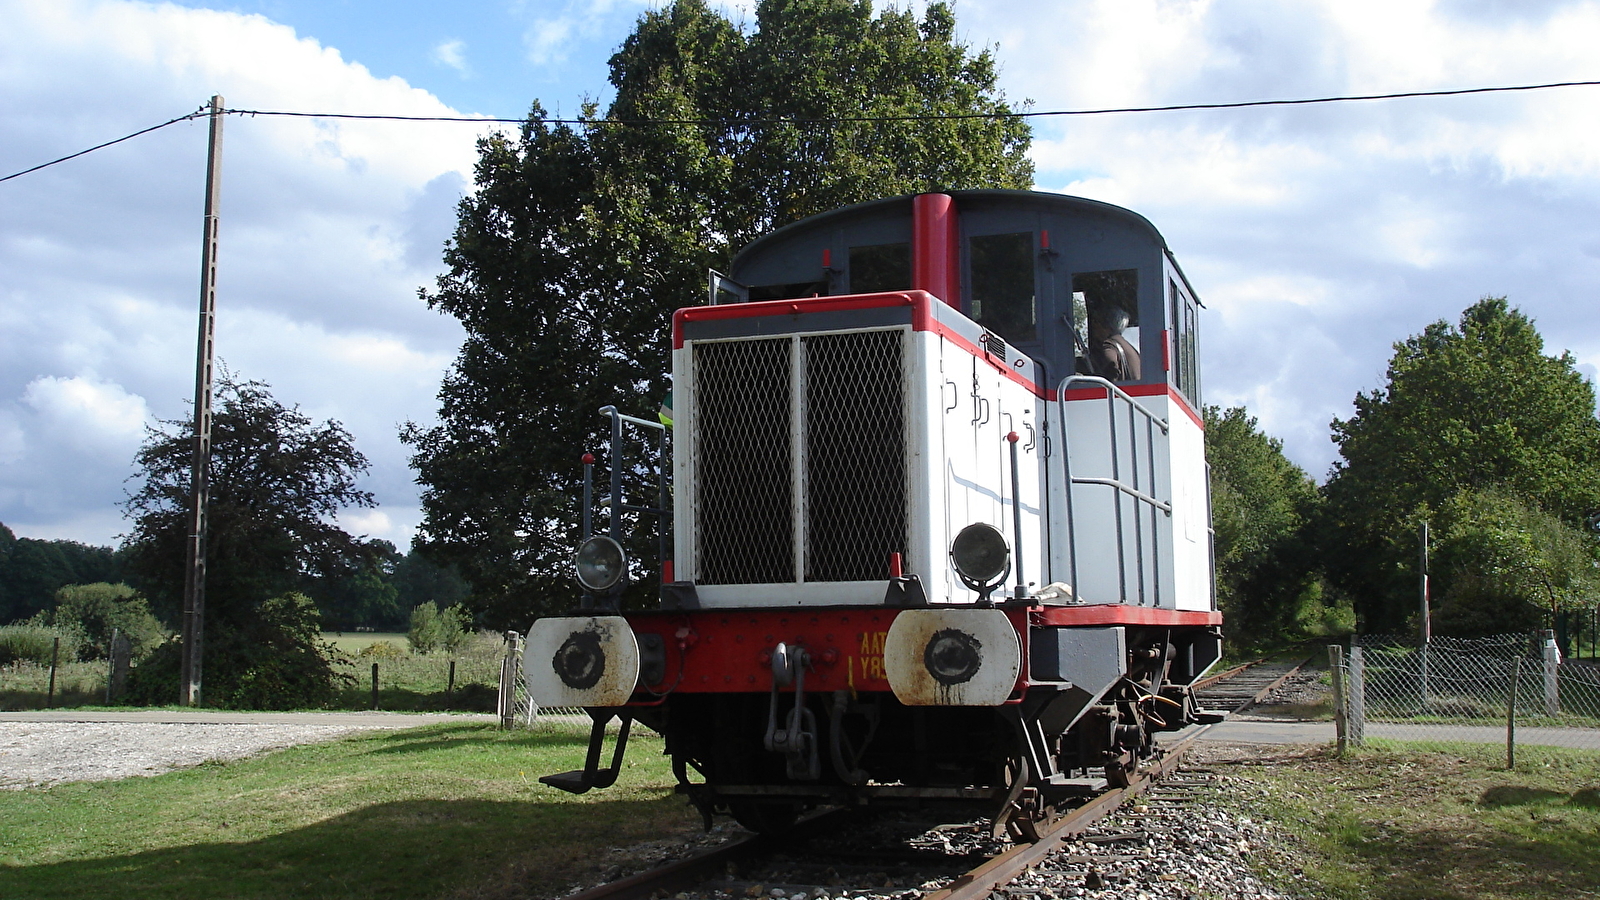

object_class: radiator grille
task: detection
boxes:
[691,329,907,586]
[692,338,794,585]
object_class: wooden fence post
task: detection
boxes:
[1329,644,1347,755]
[46,636,60,708]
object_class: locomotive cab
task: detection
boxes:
[526,190,1222,836]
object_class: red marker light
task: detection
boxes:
[662,559,674,583]
[1040,229,1050,250]
[1006,431,1020,443]
[581,452,595,465]
[822,248,831,268]
[889,552,903,578]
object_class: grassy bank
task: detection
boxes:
[1226,742,1600,900]
[0,722,699,900]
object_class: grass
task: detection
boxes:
[1223,741,1600,900]
[0,659,109,709]
[321,632,409,654]
[0,632,511,712]
[0,722,702,900]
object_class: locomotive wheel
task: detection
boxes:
[728,800,802,836]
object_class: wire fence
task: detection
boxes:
[495,631,585,730]
[1329,632,1600,757]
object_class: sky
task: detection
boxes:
[3,0,1599,549]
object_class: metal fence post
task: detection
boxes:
[1329,644,1347,754]
[1348,646,1366,746]
[1542,632,1560,717]
[1506,658,1521,770]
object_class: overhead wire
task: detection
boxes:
[5,78,1600,183]
[218,78,1600,126]
[0,107,210,183]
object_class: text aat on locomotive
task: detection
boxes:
[523,189,1222,836]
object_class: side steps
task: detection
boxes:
[541,709,633,794]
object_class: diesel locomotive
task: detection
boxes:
[524,189,1221,837]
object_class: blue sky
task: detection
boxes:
[4,0,1600,548]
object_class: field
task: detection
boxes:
[1225,742,1600,900]
[0,722,701,900]
[0,632,510,712]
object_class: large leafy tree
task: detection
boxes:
[122,374,377,706]
[1431,487,1600,637]
[1205,407,1330,649]
[1322,298,1600,632]
[406,0,1033,627]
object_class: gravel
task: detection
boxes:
[0,721,404,789]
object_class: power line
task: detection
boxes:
[0,108,209,183]
[220,78,1600,126]
[5,78,1600,183]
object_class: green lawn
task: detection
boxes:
[320,632,409,654]
[1230,742,1600,900]
[0,723,700,900]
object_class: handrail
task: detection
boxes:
[1055,376,1172,607]
[586,406,672,606]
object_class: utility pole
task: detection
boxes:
[181,95,223,706]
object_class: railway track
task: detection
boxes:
[554,659,1309,900]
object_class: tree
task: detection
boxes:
[0,522,123,623]
[122,373,378,706]
[314,538,405,632]
[1431,487,1600,636]
[1205,406,1334,648]
[42,582,168,661]
[1322,298,1600,632]
[405,0,1033,627]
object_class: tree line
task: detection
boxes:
[1209,297,1600,651]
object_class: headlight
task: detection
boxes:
[574,535,627,592]
[950,522,1009,591]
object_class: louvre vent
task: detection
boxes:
[691,329,908,587]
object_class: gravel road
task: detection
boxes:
[0,711,494,790]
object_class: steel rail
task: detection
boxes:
[924,658,1311,900]
[556,808,852,900]
[921,728,1209,900]
[554,662,1304,900]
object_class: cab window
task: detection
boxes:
[969,232,1036,344]
[1072,269,1140,382]
[848,242,911,294]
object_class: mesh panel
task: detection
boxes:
[803,331,907,581]
[693,338,794,584]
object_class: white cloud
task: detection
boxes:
[0,0,483,544]
[432,38,468,74]
[23,375,150,446]
[952,0,1600,477]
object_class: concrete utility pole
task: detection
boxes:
[181,95,223,706]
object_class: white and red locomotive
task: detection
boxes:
[524,190,1220,834]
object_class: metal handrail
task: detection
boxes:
[588,406,671,602]
[1055,376,1172,607]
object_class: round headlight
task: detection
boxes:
[574,535,627,592]
[950,522,1009,588]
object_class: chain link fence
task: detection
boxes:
[496,631,585,730]
[1328,632,1600,756]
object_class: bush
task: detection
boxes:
[0,623,75,666]
[46,583,168,661]
[125,592,352,709]
[356,640,406,661]
[408,601,471,654]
